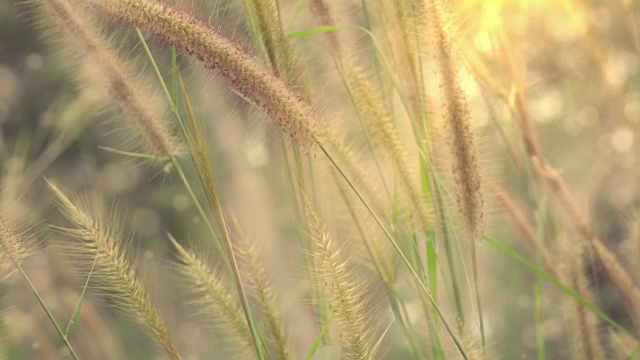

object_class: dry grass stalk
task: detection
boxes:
[35,0,184,162]
[88,0,325,149]
[489,182,553,274]
[330,168,395,284]
[558,237,603,360]
[46,180,182,360]
[326,137,390,223]
[169,236,255,357]
[531,157,640,334]
[309,0,340,53]
[493,21,543,160]
[302,195,374,359]
[429,0,483,236]
[235,232,292,360]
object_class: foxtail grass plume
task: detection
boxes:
[0,216,34,281]
[169,236,255,356]
[235,233,292,360]
[46,180,182,360]
[348,65,430,230]
[33,0,184,162]
[557,237,603,360]
[429,0,483,237]
[302,194,374,360]
[607,328,640,359]
[88,0,326,150]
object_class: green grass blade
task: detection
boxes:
[305,313,335,360]
[535,277,545,360]
[65,253,98,336]
[171,46,178,109]
[319,143,469,359]
[371,320,394,357]
[96,146,163,161]
[482,234,629,334]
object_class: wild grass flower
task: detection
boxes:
[33,0,184,163]
[428,0,483,236]
[169,236,255,357]
[88,0,326,149]
[235,232,292,360]
[302,194,374,359]
[47,180,182,360]
[0,216,33,281]
[557,237,603,360]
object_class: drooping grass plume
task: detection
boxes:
[46,180,182,360]
[557,236,603,360]
[428,0,483,237]
[302,194,374,360]
[33,0,184,163]
[87,0,326,149]
[169,235,255,357]
[234,231,293,360]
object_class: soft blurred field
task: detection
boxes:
[1,0,639,359]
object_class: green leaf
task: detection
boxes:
[482,234,628,334]
[66,254,98,336]
[305,313,335,360]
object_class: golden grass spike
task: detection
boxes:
[235,231,293,360]
[348,64,430,230]
[455,317,486,360]
[168,235,255,357]
[301,193,373,360]
[46,180,182,360]
[607,328,640,359]
[0,216,33,281]
[88,0,325,150]
[34,0,184,162]
[557,236,603,360]
[428,0,483,237]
